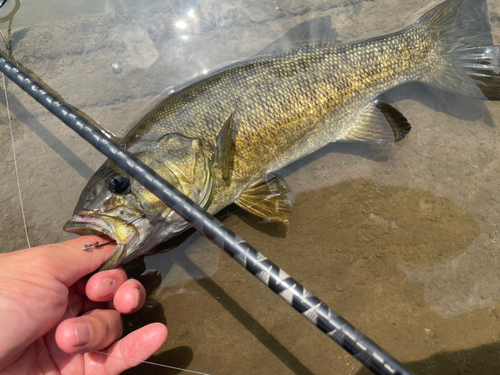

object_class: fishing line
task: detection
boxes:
[64,267,210,374]
[2,73,30,248]
[95,351,212,375]
[67,298,75,318]
[0,1,208,373]
[75,239,211,374]
[0,50,414,375]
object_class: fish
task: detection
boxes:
[64,0,500,270]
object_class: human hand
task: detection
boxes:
[0,235,168,375]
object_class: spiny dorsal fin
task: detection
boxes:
[235,174,293,222]
[340,99,411,143]
[211,113,234,180]
[93,122,122,143]
[258,16,340,55]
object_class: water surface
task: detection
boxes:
[2,0,500,374]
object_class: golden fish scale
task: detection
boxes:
[127,24,437,210]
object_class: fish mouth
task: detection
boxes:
[63,211,139,270]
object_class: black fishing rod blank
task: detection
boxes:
[0,49,415,375]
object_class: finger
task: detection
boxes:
[86,323,168,375]
[32,235,116,287]
[112,279,147,314]
[55,309,123,354]
[86,267,128,302]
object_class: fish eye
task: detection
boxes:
[106,173,130,194]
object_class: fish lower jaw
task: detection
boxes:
[63,214,140,269]
[63,222,125,269]
[98,243,126,271]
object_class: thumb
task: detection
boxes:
[33,235,116,287]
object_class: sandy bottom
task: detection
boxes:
[3,0,500,374]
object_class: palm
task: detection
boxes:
[0,237,167,375]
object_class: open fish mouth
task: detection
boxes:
[63,211,138,270]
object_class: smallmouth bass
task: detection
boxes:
[65,0,500,269]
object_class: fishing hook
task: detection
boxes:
[82,241,99,251]
[82,240,118,251]
[82,215,144,250]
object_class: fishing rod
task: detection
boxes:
[0,49,415,375]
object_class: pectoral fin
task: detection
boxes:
[340,99,411,143]
[211,113,234,180]
[235,174,293,222]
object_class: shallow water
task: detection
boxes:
[3,0,500,374]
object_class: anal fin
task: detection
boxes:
[235,174,293,222]
[340,98,411,143]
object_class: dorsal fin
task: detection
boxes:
[211,112,234,180]
[235,174,293,222]
[339,98,411,143]
[93,121,122,143]
[258,16,340,55]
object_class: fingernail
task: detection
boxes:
[74,322,92,346]
[98,277,116,298]
[133,288,141,310]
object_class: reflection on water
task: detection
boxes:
[3,0,500,374]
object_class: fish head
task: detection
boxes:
[64,134,214,270]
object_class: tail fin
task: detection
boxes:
[417,0,500,100]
